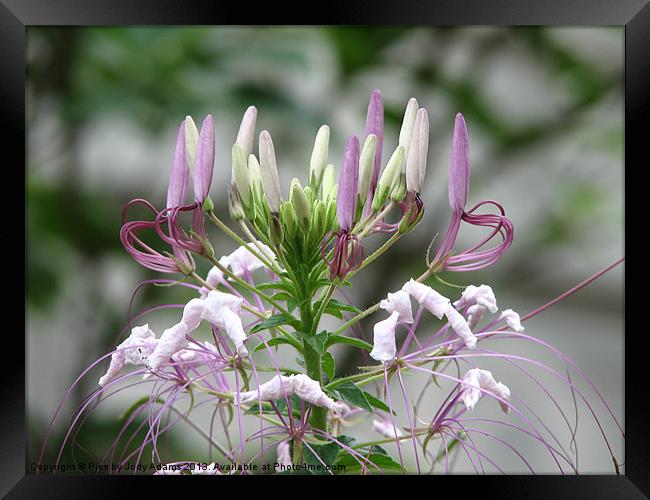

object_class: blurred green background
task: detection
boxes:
[27,27,624,473]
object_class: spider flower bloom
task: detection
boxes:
[433,113,514,272]
[500,308,525,332]
[148,298,206,371]
[236,374,344,413]
[202,290,248,356]
[402,280,476,348]
[370,311,399,362]
[322,136,364,280]
[98,324,157,386]
[379,290,414,324]
[401,279,449,319]
[454,284,498,314]
[461,368,511,414]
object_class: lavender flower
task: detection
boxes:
[192,114,215,205]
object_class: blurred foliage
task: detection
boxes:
[27,27,623,470]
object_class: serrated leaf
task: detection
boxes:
[249,313,297,334]
[325,334,372,352]
[322,352,335,380]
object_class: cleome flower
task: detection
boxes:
[460,368,511,414]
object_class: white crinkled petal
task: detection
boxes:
[99,324,157,386]
[181,298,206,330]
[466,304,485,329]
[98,349,126,387]
[455,285,498,314]
[370,311,400,362]
[199,266,227,298]
[292,374,342,412]
[444,305,477,349]
[203,290,243,323]
[373,419,405,439]
[277,441,292,467]
[402,279,449,319]
[500,308,524,332]
[380,290,414,324]
[147,322,191,371]
[220,306,248,356]
[237,374,295,405]
[461,368,510,414]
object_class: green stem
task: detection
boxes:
[299,302,328,436]
[207,211,282,274]
[345,230,403,280]
[331,303,380,336]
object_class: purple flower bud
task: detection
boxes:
[364,90,384,196]
[193,115,215,204]
[167,122,189,208]
[448,113,471,212]
[236,106,257,158]
[337,135,360,231]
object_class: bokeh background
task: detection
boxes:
[27,27,624,473]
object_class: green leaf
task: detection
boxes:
[322,352,335,380]
[254,336,301,352]
[257,280,295,294]
[249,313,297,334]
[330,381,373,411]
[119,396,165,422]
[304,331,329,355]
[313,298,361,319]
[302,441,340,474]
[362,391,391,413]
[333,441,402,474]
[325,334,373,352]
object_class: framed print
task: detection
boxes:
[5,0,648,496]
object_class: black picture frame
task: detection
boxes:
[7,1,647,497]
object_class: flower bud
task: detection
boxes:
[184,115,199,169]
[337,136,360,232]
[405,108,429,194]
[390,173,406,203]
[398,98,419,164]
[372,146,405,212]
[193,115,215,205]
[357,134,377,205]
[248,154,263,196]
[228,187,245,220]
[259,130,282,213]
[235,106,257,158]
[449,113,471,212]
[321,164,337,202]
[232,144,252,209]
[290,178,310,230]
[280,201,297,240]
[309,125,330,189]
[167,121,189,209]
[312,199,326,236]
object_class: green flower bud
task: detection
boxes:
[228,188,244,220]
[232,144,252,209]
[321,164,337,202]
[372,146,405,212]
[398,98,419,167]
[290,178,311,231]
[280,200,297,240]
[309,125,330,189]
[248,154,263,194]
[390,173,406,203]
[357,134,377,205]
